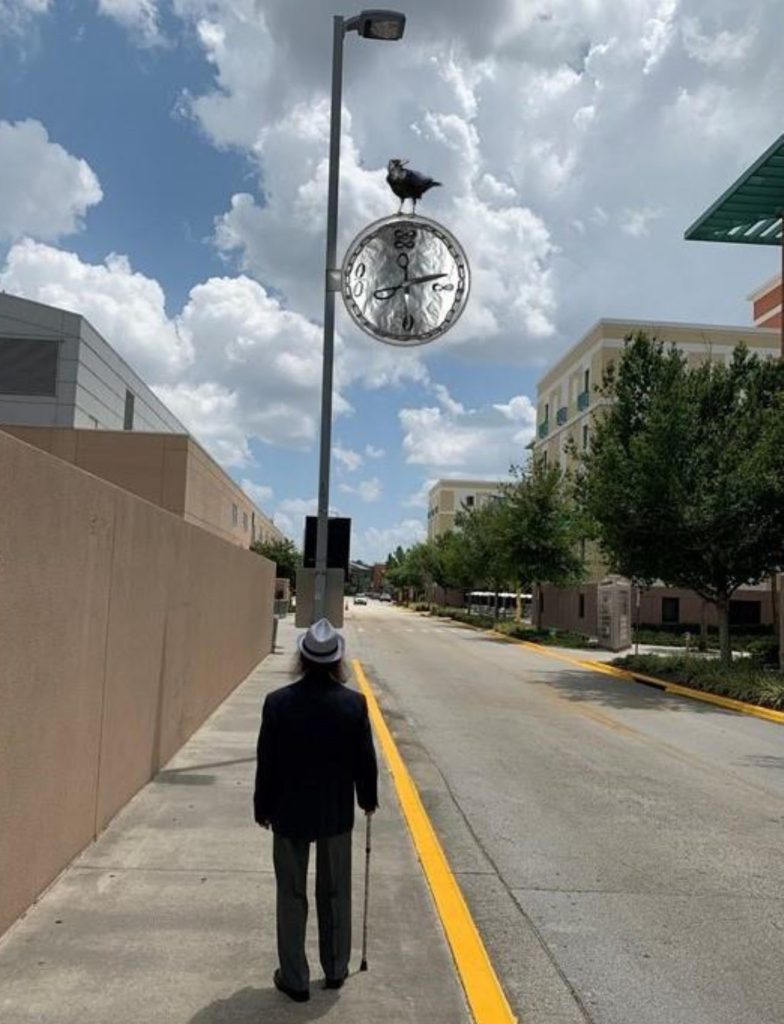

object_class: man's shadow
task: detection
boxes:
[188,983,340,1022]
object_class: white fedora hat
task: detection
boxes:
[298,618,345,664]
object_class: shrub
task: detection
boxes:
[613,653,784,709]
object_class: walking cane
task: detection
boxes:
[360,812,372,971]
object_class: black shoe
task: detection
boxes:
[323,970,349,990]
[274,969,310,1002]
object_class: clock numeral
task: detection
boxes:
[433,282,454,293]
[402,313,415,332]
[393,228,417,250]
[356,262,366,279]
[353,281,364,297]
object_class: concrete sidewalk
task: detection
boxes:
[0,619,471,1024]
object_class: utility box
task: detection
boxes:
[294,568,345,628]
[597,577,632,651]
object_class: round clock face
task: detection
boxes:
[341,215,470,347]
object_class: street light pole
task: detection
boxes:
[313,14,345,623]
[312,10,406,623]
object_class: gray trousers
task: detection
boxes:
[272,830,352,991]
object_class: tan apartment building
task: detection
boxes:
[532,315,780,634]
[427,478,503,540]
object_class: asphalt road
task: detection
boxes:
[345,602,784,1024]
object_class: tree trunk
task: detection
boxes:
[717,596,731,667]
[515,583,522,623]
[534,582,543,630]
[493,587,499,622]
[699,598,708,651]
[771,574,780,668]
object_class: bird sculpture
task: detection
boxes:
[386,159,441,214]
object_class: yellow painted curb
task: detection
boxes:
[484,629,784,727]
[352,659,517,1024]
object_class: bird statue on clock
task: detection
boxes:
[386,159,441,214]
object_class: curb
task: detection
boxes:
[502,631,784,727]
[353,659,518,1024]
[407,612,784,727]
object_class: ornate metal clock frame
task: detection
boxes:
[341,214,470,347]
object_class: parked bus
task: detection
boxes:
[467,591,532,620]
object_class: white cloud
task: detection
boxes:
[333,444,363,472]
[96,0,162,45]
[620,207,664,238]
[353,519,426,563]
[432,383,465,416]
[0,240,190,382]
[0,242,353,464]
[240,477,274,508]
[0,0,51,36]
[364,444,385,459]
[402,478,437,509]
[640,0,679,74]
[0,121,102,242]
[493,395,537,423]
[339,477,382,503]
[681,17,756,65]
[399,391,535,475]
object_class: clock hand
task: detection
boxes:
[373,273,448,301]
[404,272,448,290]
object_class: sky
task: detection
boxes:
[1,0,783,562]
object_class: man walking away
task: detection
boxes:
[254,618,378,1003]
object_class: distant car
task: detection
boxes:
[379,593,393,603]
[353,594,368,605]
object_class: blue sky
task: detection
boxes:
[1,0,782,559]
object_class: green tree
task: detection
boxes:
[385,542,427,595]
[500,459,585,627]
[453,498,513,618]
[251,537,301,588]
[579,333,784,665]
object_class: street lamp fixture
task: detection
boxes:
[346,10,406,40]
[312,10,406,623]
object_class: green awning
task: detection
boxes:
[684,133,784,246]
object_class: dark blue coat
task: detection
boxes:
[253,675,378,841]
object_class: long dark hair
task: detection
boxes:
[294,652,347,684]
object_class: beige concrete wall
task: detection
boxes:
[0,426,283,550]
[539,582,773,635]
[0,430,275,935]
[181,439,281,548]
[539,584,598,636]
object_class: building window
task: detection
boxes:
[582,424,589,449]
[729,599,761,626]
[232,503,238,526]
[578,593,585,619]
[123,389,135,430]
[544,402,549,421]
[243,511,249,532]
[661,597,680,625]
[542,449,548,467]
[584,367,590,393]
[465,495,475,507]
[0,338,58,395]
